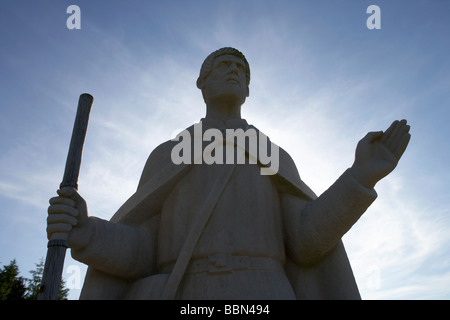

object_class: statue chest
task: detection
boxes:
[158,163,285,266]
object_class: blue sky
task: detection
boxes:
[0,0,449,300]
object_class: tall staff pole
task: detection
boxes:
[38,93,93,300]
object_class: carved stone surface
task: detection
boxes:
[46,47,410,299]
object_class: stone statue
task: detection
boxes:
[47,47,411,299]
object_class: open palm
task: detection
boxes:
[351,120,411,189]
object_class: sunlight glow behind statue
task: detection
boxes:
[46,47,410,300]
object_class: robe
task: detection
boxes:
[75,119,376,299]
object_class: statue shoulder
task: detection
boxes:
[137,139,180,189]
[248,124,302,184]
[136,123,198,189]
[251,128,316,200]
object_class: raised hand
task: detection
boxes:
[350,119,411,189]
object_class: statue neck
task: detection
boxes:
[205,101,242,121]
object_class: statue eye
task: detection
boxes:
[217,61,229,69]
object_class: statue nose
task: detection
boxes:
[228,63,239,74]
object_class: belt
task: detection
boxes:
[161,254,284,275]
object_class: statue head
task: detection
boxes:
[197,47,250,106]
[197,47,250,88]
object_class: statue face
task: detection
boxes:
[200,54,250,106]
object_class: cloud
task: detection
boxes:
[343,174,450,299]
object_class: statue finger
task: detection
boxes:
[393,131,411,160]
[57,187,79,199]
[386,119,407,148]
[48,203,79,217]
[49,195,76,207]
[381,120,398,143]
[58,187,85,209]
[391,123,410,149]
[46,223,72,239]
[47,213,78,226]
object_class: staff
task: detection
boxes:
[38,93,93,300]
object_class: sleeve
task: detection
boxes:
[283,168,377,267]
[71,216,158,279]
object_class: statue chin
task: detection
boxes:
[213,95,246,106]
[205,89,248,106]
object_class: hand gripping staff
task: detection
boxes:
[38,93,93,300]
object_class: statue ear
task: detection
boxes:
[196,77,205,90]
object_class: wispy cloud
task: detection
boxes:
[344,175,450,299]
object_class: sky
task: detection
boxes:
[0,0,449,300]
